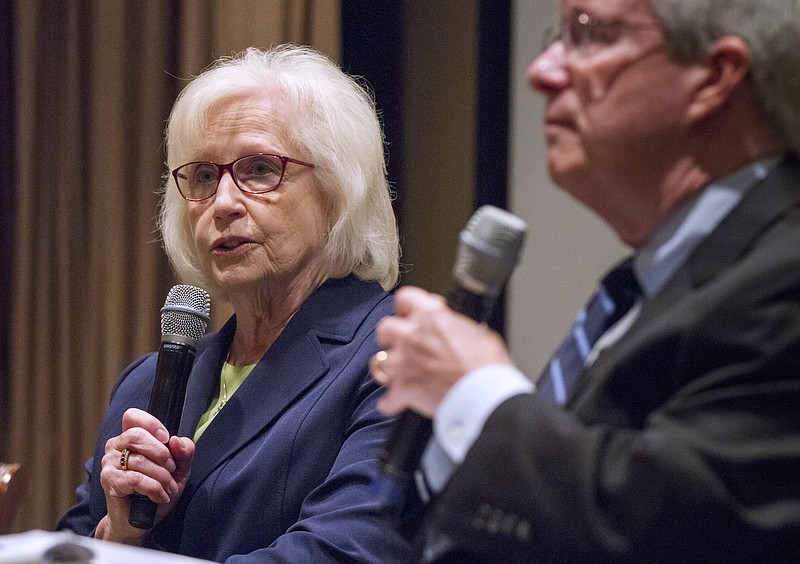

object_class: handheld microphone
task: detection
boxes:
[376,205,528,517]
[128,284,211,530]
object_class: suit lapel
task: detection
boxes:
[570,155,800,404]
[687,155,800,286]
[643,155,800,316]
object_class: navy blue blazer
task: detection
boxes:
[59,276,411,563]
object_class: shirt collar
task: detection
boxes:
[634,156,782,297]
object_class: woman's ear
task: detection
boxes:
[686,35,751,122]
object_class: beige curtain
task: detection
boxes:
[9,0,339,533]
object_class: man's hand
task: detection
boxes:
[372,286,513,418]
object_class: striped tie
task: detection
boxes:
[537,258,641,405]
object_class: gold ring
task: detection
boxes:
[120,448,131,471]
[372,350,389,384]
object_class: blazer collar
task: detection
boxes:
[177,276,385,496]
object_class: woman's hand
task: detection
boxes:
[95,408,195,544]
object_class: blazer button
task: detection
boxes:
[486,508,505,533]
[471,503,493,530]
[515,520,531,542]
[500,513,518,536]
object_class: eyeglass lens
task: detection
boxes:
[175,154,286,200]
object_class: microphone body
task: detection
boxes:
[376,285,491,492]
[128,285,210,530]
[376,205,528,517]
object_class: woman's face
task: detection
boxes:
[186,91,329,299]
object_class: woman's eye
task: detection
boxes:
[247,157,280,176]
[193,164,218,184]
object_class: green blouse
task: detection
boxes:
[193,361,256,442]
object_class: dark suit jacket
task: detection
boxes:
[420,156,800,563]
[58,276,411,563]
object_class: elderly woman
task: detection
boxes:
[58,45,409,562]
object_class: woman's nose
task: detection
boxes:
[212,171,245,216]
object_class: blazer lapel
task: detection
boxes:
[177,319,236,438]
[173,276,385,501]
[181,305,330,497]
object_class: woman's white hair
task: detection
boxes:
[649,0,800,155]
[158,45,400,294]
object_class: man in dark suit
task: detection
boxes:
[371,0,800,561]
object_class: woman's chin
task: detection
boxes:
[211,270,266,296]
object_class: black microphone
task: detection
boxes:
[128,284,211,530]
[375,205,528,517]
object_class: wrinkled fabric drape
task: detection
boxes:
[9,0,338,532]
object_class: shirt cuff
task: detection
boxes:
[433,364,534,464]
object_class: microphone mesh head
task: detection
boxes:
[160,285,211,341]
[453,205,528,296]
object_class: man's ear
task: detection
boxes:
[686,35,751,122]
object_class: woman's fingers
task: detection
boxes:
[100,408,183,503]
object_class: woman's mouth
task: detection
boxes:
[212,238,255,256]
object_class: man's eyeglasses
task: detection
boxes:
[543,11,663,57]
[172,153,314,201]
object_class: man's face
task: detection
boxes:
[529,0,697,242]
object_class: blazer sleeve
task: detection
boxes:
[57,353,158,535]
[55,456,97,536]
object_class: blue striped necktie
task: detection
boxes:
[537,258,641,405]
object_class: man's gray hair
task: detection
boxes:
[649,0,800,154]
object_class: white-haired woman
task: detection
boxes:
[58,45,410,562]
